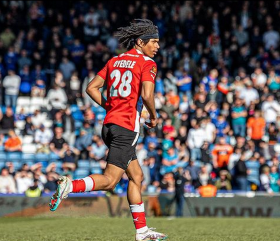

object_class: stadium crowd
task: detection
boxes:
[1,1,280,196]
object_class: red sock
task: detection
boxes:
[130,202,148,233]
[72,176,95,193]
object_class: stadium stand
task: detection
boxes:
[1,1,280,195]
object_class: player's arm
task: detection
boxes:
[141,81,157,128]
[86,75,107,110]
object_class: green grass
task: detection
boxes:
[0,217,279,241]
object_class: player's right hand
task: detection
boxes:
[145,118,157,128]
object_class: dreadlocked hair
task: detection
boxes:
[115,19,158,50]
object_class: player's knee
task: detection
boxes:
[131,172,144,185]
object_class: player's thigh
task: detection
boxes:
[103,163,125,185]
[126,159,144,183]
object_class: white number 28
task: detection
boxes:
[110,69,132,98]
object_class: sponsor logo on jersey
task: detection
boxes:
[150,66,157,75]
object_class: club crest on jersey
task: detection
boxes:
[150,66,157,75]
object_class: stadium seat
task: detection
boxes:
[17,96,31,106]
[91,161,101,168]
[35,153,49,161]
[0,145,4,151]
[71,104,84,121]
[91,167,102,174]
[29,105,41,113]
[15,120,26,130]
[74,120,83,130]
[0,152,6,161]
[21,153,35,161]
[74,169,89,179]
[16,105,29,114]
[78,160,90,169]
[44,119,53,128]
[0,160,6,169]
[1,105,6,114]
[7,152,22,161]
[13,161,22,171]
[50,152,60,160]
[22,144,37,154]
[30,97,45,107]
[22,135,34,144]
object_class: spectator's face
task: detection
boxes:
[1,169,9,176]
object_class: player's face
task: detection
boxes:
[142,38,160,58]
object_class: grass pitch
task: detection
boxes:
[0,217,279,241]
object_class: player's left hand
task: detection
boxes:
[145,118,157,128]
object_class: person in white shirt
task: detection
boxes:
[262,94,280,124]
[34,124,54,153]
[204,116,216,144]
[15,170,33,194]
[240,81,259,107]
[263,25,280,50]
[2,69,21,108]
[0,167,16,193]
[187,120,206,161]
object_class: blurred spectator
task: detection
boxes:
[35,124,53,153]
[262,94,280,124]
[270,165,280,193]
[234,154,248,191]
[15,169,33,194]
[47,84,68,115]
[198,180,217,197]
[260,166,273,193]
[44,172,59,193]
[0,167,16,193]
[247,111,266,149]
[88,135,107,162]
[4,129,22,152]
[59,143,80,171]
[212,136,234,169]
[50,127,67,155]
[2,69,20,108]
[0,107,15,132]
[231,98,247,137]
[62,108,76,146]
[215,170,232,190]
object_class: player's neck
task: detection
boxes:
[134,46,144,55]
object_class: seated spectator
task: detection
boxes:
[35,124,53,154]
[245,153,261,191]
[59,143,80,171]
[74,128,92,159]
[31,109,46,129]
[23,115,35,135]
[25,179,42,197]
[0,107,15,133]
[31,79,46,97]
[88,135,107,162]
[214,115,230,137]
[50,127,67,155]
[186,160,200,188]
[198,165,210,186]
[4,129,22,152]
[47,83,68,116]
[215,170,232,190]
[15,107,27,121]
[0,167,16,193]
[44,172,59,193]
[198,180,217,197]
[15,169,33,194]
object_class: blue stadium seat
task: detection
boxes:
[0,145,4,151]
[55,161,63,169]
[13,161,22,171]
[74,120,83,130]
[35,153,50,161]
[91,167,102,174]
[74,169,89,179]
[0,152,6,161]
[0,160,6,169]
[24,160,35,167]
[21,153,35,161]
[50,152,60,160]
[78,160,90,169]
[7,152,22,161]
[71,104,84,121]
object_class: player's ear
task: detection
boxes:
[137,38,144,47]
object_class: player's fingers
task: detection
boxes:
[145,122,152,128]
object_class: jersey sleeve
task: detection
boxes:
[97,60,109,80]
[141,61,157,83]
